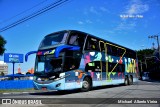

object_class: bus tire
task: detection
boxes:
[129,76,133,85]
[124,76,129,86]
[81,77,92,92]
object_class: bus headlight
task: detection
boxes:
[37,78,41,81]
[50,76,55,79]
[56,83,61,87]
[33,76,37,80]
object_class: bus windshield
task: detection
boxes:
[35,55,63,75]
[39,32,68,48]
[35,50,82,77]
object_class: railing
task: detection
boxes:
[0,74,34,89]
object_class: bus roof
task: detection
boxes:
[45,30,136,53]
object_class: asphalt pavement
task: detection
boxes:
[0,80,160,107]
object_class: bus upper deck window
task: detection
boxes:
[87,38,99,51]
[61,33,68,43]
[68,32,87,50]
[69,35,78,45]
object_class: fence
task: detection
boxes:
[0,80,34,89]
[0,74,34,89]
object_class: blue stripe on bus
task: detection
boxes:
[55,45,80,57]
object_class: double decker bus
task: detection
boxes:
[25,30,139,91]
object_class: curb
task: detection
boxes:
[2,92,32,95]
[1,90,56,95]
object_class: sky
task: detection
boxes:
[0,0,160,74]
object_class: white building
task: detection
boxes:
[0,61,8,75]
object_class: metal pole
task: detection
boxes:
[12,62,15,80]
[145,54,147,69]
[141,45,147,69]
[140,61,143,72]
[140,60,143,79]
[156,36,160,58]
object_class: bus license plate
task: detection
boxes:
[42,87,47,90]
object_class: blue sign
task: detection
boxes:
[4,53,23,63]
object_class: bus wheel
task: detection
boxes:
[129,76,133,85]
[124,76,129,86]
[81,77,92,92]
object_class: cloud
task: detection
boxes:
[125,0,149,15]
[89,6,99,15]
[78,21,84,25]
[84,6,109,16]
[127,4,149,15]
[117,0,148,31]
[83,8,89,15]
[115,21,136,31]
[86,19,92,24]
[99,7,108,12]
[77,20,93,25]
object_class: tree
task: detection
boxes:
[17,72,23,75]
[137,49,154,61]
[0,71,5,76]
[137,49,160,80]
[26,72,31,75]
[0,35,7,55]
[136,49,154,75]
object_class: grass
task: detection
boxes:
[0,88,35,93]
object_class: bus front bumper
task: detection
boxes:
[33,79,65,90]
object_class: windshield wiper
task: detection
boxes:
[53,68,62,72]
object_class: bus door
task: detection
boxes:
[84,37,105,83]
[64,50,83,89]
[99,41,108,81]
[65,31,87,88]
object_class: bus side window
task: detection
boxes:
[85,63,95,72]
[85,61,102,72]
[85,37,100,51]
[43,38,52,47]
[117,48,120,56]
[125,50,136,59]
[69,35,78,45]
[100,42,105,52]
[112,46,117,56]
[68,32,86,49]
[107,45,112,55]
[119,48,124,56]
[64,51,82,71]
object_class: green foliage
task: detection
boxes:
[0,35,7,55]
[0,71,4,76]
[136,49,154,61]
[26,72,31,75]
[137,49,160,73]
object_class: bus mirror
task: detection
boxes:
[25,51,38,62]
[68,46,80,51]
[55,45,80,58]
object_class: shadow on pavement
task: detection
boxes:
[30,84,126,96]
[145,79,160,83]
[139,79,160,83]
